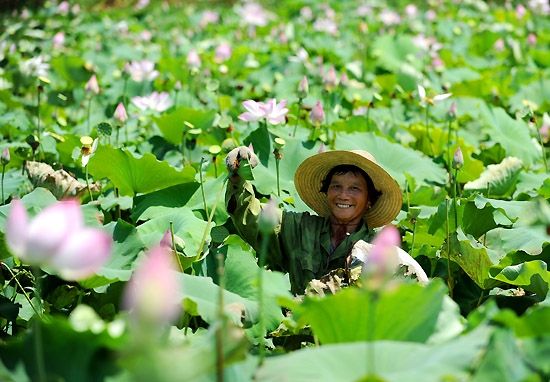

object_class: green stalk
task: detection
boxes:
[85,165,93,201]
[196,178,228,259]
[453,169,459,228]
[292,98,302,137]
[86,97,92,134]
[213,156,218,178]
[446,118,453,174]
[1,164,5,204]
[32,267,46,382]
[425,105,434,155]
[36,86,41,138]
[275,156,281,197]
[257,232,270,365]
[1,263,41,318]
[536,126,548,172]
[199,157,208,217]
[216,252,225,382]
[169,221,184,272]
[445,199,454,298]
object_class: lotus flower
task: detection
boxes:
[238,100,267,122]
[452,147,464,169]
[20,56,50,78]
[123,244,181,325]
[1,148,10,165]
[237,2,272,27]
[215,42,232,63]
[114,102,128,123]
[80,136,98,167]
[351,226,428,283]
[131,92,172,112]
[262,99,288,125]
[417,85,452,106]
[186,49,201,69]
[5,199,111,280]
[52,32,65,50]
[125,60,159,82]
[310,101,325,125]
[85,75,100,94]
[199,10,219,28]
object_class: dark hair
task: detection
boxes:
[320,164,381,205]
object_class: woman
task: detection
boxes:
[225,147,402,294]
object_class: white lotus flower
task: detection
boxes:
[417,85,452,107]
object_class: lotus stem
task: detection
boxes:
[275,156,281,197]
[32,267,46,382]
[257,232,270,365]
[445,199,454,298]
[86,97,92,134]
[216,251,225,382]
[85,165,93,201]
[196,178,227,258]
[536,124,548,172]
[169,221,184,272]
[1,164,5,204]
[1,262,41,319]
[199,157,208,217]
[292,98,303,137]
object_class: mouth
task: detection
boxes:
[336,203,353,209]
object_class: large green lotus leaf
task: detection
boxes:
[176,272,259,326]
[136,206,210,259]
[516,171,549,197]
[49,55,90,84]
[122,324,248,382]
[493,305,550,338]
[462,195,521,238]
[441,67,482,84]
[508,79,550,113]
[185,175,230,225]
[443,229,501,289]
[293,281,447,344]
[472,196,549,228]
[453,97,492,121]
[335,132,447,188]
[154,107,216,145]
[87,145,196,196]
[482,108,539,166]
[371,35,420,72]
[221,235,291,331]
[79,220,144,288]
[256,327,491,382]
[463,157,523,197]
[0,315,121,382]
[485,226,549,256]
[471,329,531,382]
[131,182,200,221]
[490,260,549,297]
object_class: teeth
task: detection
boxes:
[337,204,352,208]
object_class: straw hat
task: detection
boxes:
[294,150,402,228]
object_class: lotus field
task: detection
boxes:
[0,0,549,380]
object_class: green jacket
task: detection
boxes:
[226,178,374,294]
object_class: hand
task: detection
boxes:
[225,145,259,174]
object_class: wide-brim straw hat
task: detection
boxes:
[294,150,402,228]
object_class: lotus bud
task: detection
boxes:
[452,147,464,170]
[114,102,128,123]
[297,76,309,98]
[310,101,325,125]
[1,148,10,166]
[258,198,280,234]
[187,49,201,69]
[448,102,457,118]
[527,33,537,46]
[85,74,100,95]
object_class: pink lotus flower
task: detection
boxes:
[239,100,267,122]
[124,60,159,82]
[379,9,401,26]
[237,2,272,27]
[85,75,100,95]
[131,92,172,112]
[262,99,288,125]
[298,76,309,98]
[405,4,418,17]
[6,199,111,280]
[52,32,65,50]
[494,38,505,52]
[1,147,10,165]
[114,102,128,123]
[516,4,527,18]
[215,42,232,63]
[313,18,338,35]
[527,33,537,46]
[425,9,436,21]
[57,1,70,15]
[323,66,339,89]
[199,10,219,28]
[310,101,325,125]
[452,147,464,169]
[123,244,181,325]
[186,49,201,69]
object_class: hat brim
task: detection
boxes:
[294,150,402,228]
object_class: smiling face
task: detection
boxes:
[326,172,369,225]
